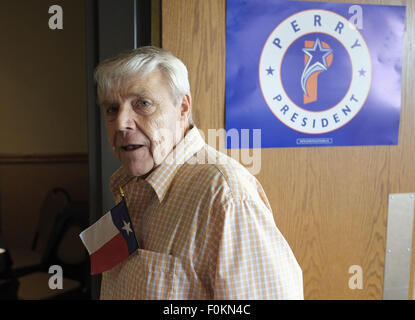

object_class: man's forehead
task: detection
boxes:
[100,70,173,106]
[101,74,153,103]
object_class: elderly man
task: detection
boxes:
[95,46,303,300]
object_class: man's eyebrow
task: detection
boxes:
[127,88,162,105]
[100,99,117,107]
[100,89,150,106]
[126,87,152,98]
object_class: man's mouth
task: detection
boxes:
[121,145,144,151]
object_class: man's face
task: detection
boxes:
[101,70,190,177]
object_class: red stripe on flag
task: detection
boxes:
[90,232,129,275]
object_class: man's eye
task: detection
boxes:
[106,106,118,115]
[133,100,151,108]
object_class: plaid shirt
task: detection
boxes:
[100,126,303,299]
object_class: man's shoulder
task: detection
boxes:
[179,145,262,202]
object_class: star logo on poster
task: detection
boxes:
[259,9,372,135]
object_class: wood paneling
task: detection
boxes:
[162,0,226,133]
[0,153,88,164]
[162,0,415,299]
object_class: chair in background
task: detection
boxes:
[16,200,90,300]
[10,188,71,277]
[0,236,19,299]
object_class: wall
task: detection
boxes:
[161,0,415,299]
[0,0,88,252]
[0,0,87,155]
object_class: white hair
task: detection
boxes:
[95,46,193,125]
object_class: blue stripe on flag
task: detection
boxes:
[110,198,139,254]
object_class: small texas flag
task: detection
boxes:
[79,192,138,275]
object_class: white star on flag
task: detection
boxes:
[122,220,133,236]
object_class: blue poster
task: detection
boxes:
[225,0,406,148]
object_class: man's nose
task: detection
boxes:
[115,105,136,131]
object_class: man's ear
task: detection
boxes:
[179,94,192,121]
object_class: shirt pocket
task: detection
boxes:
[131,248,180,300]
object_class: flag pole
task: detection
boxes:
[119,187,126,203]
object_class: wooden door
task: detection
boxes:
[161,0,415,299]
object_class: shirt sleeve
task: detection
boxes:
[211,196,304,300]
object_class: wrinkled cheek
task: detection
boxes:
[114,148,121,161]
[106,129,119,158]
[151,129,174,165]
